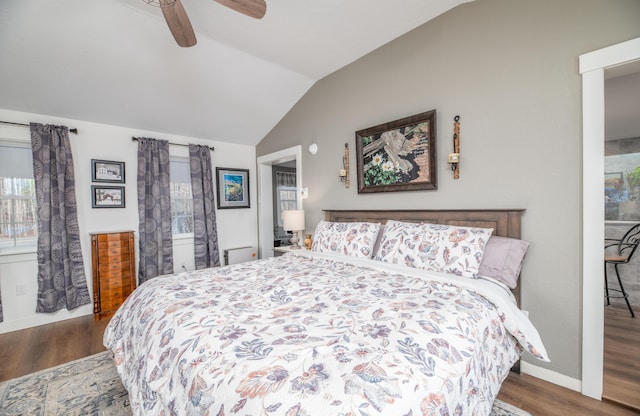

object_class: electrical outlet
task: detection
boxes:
[16,284,27,296]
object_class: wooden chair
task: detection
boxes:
[604,223,640,318]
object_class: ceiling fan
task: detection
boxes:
[150,0,267,47]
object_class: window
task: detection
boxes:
[273,168,297,243]
[0,143,37,252]
[276,171,297,227]
[605,137,640,221]
[170,158,193,235]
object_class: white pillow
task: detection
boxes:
[311,221,381,258]
[374,220,493,277]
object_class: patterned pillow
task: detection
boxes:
[311,221,381,258]
[373,220,493,277]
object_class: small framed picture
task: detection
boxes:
[216,167,250,209]
[91,159,125,183]
[92,186,125,208]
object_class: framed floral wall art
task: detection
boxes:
[355,110,437,193]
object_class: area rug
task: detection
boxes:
[0,351,530,415]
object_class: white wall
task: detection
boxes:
[0,108,257,333]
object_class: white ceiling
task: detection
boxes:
[0,0,472,146]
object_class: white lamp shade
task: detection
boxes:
[283,210,305,231]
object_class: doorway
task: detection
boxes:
[257,146,302,259]
[272,162,298,247]
[580,37,640,400]
[602,61,640,409]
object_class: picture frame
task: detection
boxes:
[216,167,250,209]
[355,110,437,193]
[91,186,125,208]
[91,159,125,183]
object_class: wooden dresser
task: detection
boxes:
[91,231,136,320]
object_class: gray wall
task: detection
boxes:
[257,0,640,380]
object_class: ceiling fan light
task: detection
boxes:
[142,0,178,8]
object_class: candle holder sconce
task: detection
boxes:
[449,115,461,179]
[339,143,350,188]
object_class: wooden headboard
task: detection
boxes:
[324,209,525,304]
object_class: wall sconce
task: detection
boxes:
[308,143,318,155]
[339,143,350,188]
[449,115,461,179]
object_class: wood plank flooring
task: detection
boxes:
[602,303,640,410]
[0,315,109,382]
[0,310,637,415]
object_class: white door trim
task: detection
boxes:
[579,37,640,400]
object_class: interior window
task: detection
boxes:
[273,168,297,245]
[605,137,640,221]
[169,158,193,235]
[0,142,37,252]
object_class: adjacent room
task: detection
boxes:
[1,0,639,415]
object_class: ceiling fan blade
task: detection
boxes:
[214,0,267,19]
[161,0,197,47]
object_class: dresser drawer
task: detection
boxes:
[98,260,131,274]
[100,295,123,312]
[100,285,133,308]
[98,238,129,252]
[98,245,130,257]
[97,233,131,243]
[99,268,132,280]
[98,250,130,264]
[102,276,126,291]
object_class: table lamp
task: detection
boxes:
[283,210,305,249]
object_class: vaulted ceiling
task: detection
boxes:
[0,0,472,145]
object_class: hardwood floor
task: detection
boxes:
[0,312,638,415]
[0,315,109,382]
[602,303,640,410]
[496,303,640,416]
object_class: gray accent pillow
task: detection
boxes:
[478,236,530,288]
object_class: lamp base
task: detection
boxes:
[290,232,301,249]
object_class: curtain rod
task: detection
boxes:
[131,136,214,151]
[0,120,78,135]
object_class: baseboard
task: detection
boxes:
[521,361,582,393]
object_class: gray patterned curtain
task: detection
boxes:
[30,123,91,313]
[189,144,220,269]
[137,137,173,284]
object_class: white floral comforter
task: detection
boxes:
[104,251,548,416]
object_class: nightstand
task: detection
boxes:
[274,245,305,256]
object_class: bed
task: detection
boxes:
[104,209,548,416]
